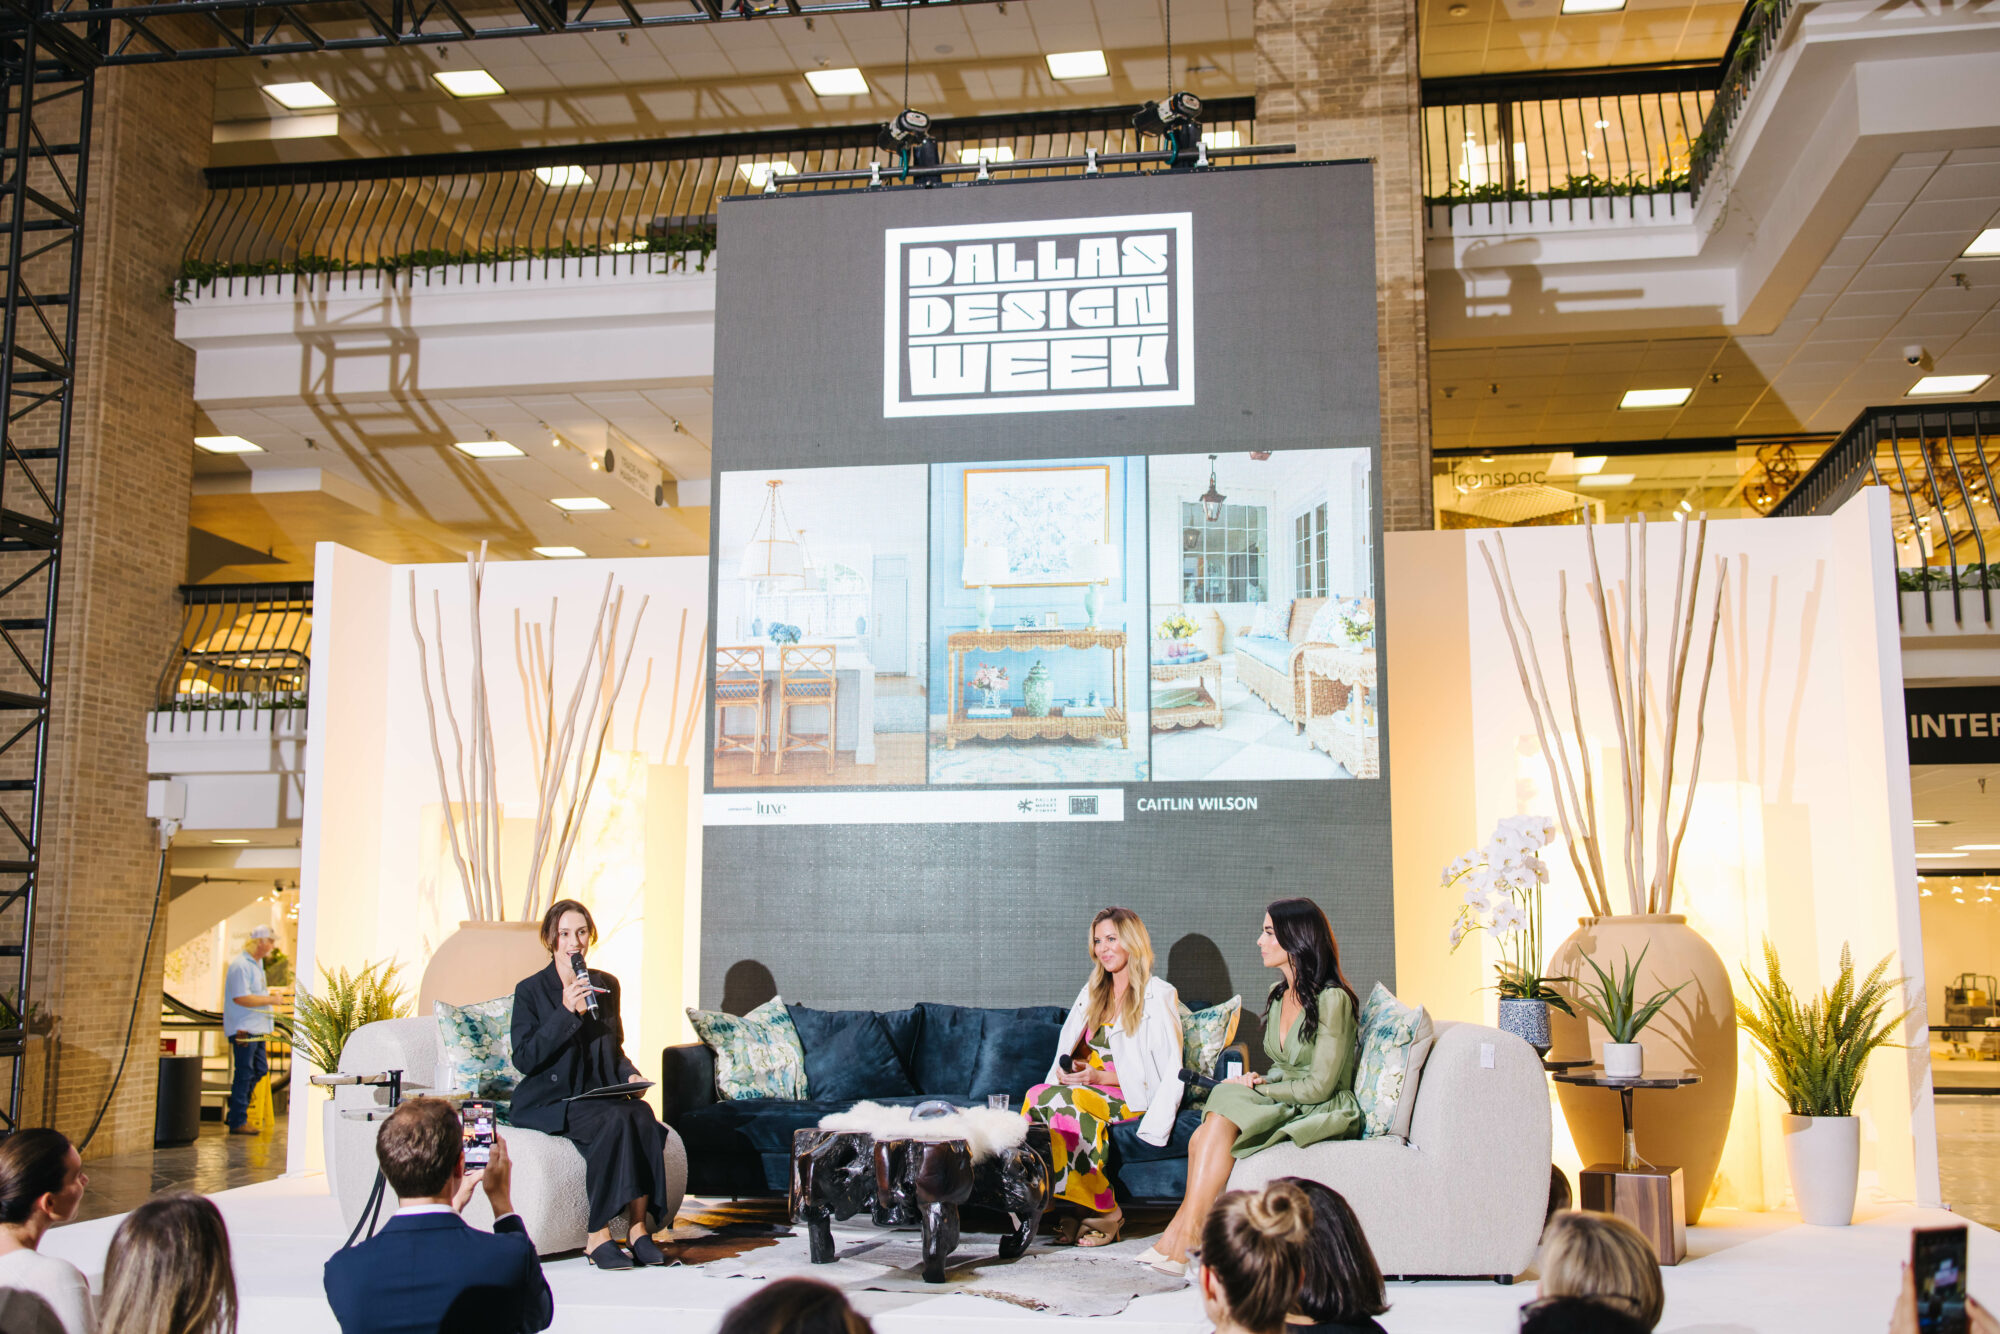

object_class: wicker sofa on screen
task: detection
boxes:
[1232,595,1354,731]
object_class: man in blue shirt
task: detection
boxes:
[222,924,277,1135]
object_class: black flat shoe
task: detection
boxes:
[587,1241,633,1270]
[628,1233,667,1266]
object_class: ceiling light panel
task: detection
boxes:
[1203,130,1244,150]
[1577,474,1638,487]
[433,69,506,98]
[534,546,588,558]
[1045,50,1109,80]
[1560,0,1627,11]
[550,496,610,512]
[737,161,799,188]
[262,81,335,109]
[1909,374,1992,397]
[1965,229,2000,258]
[804,67,868,97]
[1620,388,1693,409]
[195,435,263,454]
[453,440,523,459]
[534,165,592,188]
[961,146,1015,164]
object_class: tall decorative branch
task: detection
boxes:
[1478,513,1729,920]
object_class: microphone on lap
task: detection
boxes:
[569,951,600,1019]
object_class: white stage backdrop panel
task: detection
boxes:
[291,545,708,1173]
[703,163,1391,1019]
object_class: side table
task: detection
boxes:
[1551,1070,1701,1264]
[1151,656,1223,732]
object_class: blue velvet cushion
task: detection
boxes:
[911,1002,986,1093]
[879,1005,923,1073]
[786,1004,917,1101]
[969,1009,1066,1099]
[1234,636,1293,672]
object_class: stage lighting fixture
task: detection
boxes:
[877,108,941,176]
[1133,91,1204,168]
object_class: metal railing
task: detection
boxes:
[1769,402,2000,627]
[153,583,313,725]
[1690,0,1798,199]
[1422,66,1716,221]
[180,101,1256,297]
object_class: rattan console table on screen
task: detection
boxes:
[944,628,1128,749]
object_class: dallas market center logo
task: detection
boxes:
[882,213,1194,418]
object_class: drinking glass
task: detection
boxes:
[986,1094,1011,1112]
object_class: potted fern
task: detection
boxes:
[1569,946,1689,1078]
[1737,939,1910,1226]
[295,961,411,1179]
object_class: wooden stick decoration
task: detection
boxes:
[1582,511,1643,914]
[552,594,651,892]
[1556,572,1613,916]
[1663,556,1729,914]
[430,587,486,919]
[662,610,687,762]
[1634,518,1649,910]
[520,575,615,917]
[408,572,478,923]
[513,608,541,793]
[1482,535,1608,916]
[1652,515,1709,910]
[673,631,708,767]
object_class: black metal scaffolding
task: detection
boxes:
[0,0,93,1130]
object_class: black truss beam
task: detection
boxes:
[0,0,87,1132]
[41,0,1009,64]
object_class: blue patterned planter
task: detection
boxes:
[1497,998,1552,1054]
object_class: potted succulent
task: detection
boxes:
[1736,939,1910,1226]
[1568,946,1689,1077]
[1447,814,1570,1053]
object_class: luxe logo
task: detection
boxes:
[882,213,1194,418]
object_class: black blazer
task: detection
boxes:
[323,1211,551,1334]
[508,961,640,1134]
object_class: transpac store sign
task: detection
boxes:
[882,213,1194,417]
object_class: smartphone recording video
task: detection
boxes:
[461,1101,497,1170]
[1914,1224,1970,1334]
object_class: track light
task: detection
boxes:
[877,108,941,178]
[1133,91,1204,168]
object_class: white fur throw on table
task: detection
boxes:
[817,1102,1028,1164]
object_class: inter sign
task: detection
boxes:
[882,213,1194,418]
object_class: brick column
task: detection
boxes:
[1255,0,1432,532]
[27,60,215,1157]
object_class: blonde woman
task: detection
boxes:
[97,1194,235,1334]
[1023,907,1185,1247]
[1532,1210,1665,1331]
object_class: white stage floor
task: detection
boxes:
[36,1175,1999,1332]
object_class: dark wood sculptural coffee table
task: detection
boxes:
[790,1124,1053,1283]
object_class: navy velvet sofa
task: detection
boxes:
[661,1000,1210,1203]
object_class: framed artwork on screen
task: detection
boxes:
[961,464,1111,587]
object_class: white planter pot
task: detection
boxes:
[1602,1042,1644,1078]
[1784,1114,1860,1226]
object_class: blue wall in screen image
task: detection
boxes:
[928,455,1149,718]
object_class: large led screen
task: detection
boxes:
[702,163,1394,1016]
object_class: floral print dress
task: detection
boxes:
[1023,1025,1135,1213]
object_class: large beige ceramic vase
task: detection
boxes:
[1547,914,1737,1225]
[418,921,551,1013]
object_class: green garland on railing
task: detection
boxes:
[1424,169,1692,208]
[1900,565,2000,593]
[170,224,717,302]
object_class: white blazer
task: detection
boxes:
[1046,974,1186,1147]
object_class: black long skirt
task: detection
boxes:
[562,1097,673,1233]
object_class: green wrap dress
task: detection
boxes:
[1203,985,1363,1157]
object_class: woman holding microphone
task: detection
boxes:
[510,898,675,1272]
[1022,907,1186,1248]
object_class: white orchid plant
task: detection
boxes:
[1445,814,1572,1013]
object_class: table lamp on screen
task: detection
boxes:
[1071,542,1120,629]
[963,543,1009,633]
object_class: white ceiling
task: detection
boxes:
[1433,148,2000,450]
[1417,0,1742,80]
[1915,763,2000,866]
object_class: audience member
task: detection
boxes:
[1534,1211,1664,1331]
[1889,1261,2000,1334]
[1195,1180,1313,1334]
[1276,1177,1387,1333]
[97,1193,235,1334]
[323,1096,551,1334]
[714,1277,874,1334]
[0,1128,93,1334]
[1517,1295,1650,1334]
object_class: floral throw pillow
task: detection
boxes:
[1249,600,1293,641]
[686,996,809,1101]
[435,996,521,1103]
[1305,600,1347,645]
[1353,983,1435,1141]
[1178,996,1243,1077]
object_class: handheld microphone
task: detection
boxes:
[1057,1055,1075,1073]
[569,952,600,1018]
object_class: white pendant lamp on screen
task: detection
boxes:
[739,479,804,585]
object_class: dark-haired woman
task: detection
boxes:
[716,1277,875,1334]
[1142,897,1362,1274]
[0,1129,91,1334]
[511,897,676,1272]
[1281,1177,1388,1333]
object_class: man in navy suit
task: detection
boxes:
[324,1096,553,1334]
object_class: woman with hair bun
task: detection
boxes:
[1192,1180,1314,1334]
[1144,898,1363,1273]
[0,1127,92,1334]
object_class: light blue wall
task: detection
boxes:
[929,456,1148,712]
